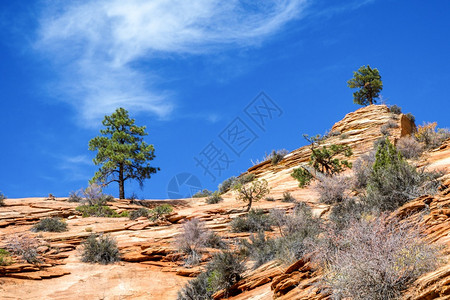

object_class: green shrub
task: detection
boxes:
[218,176,237,194]
[177,271,213,300]
[192,189,213,198]
[233,179,269,211]
[32,217,68,232]
[206,252,245,295]
[315,216,440,300]
[291,167,313,188]
[81,234,120,264]
[231,209,272,233]
[178,251,245,299]
[76,205,126,217]
[265,196,276,201]
[0,249,13,266]
[150,204,173,220]
[129,208,150,220]
[304,134,353,175]
[205,192,223,204]
[365,138,441,211]
[281,191,296,202]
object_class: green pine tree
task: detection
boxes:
[89,108,159,199]
[347,65,383,106]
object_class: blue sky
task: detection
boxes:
[1,0,449,199]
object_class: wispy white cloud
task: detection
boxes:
[35,0,308,126]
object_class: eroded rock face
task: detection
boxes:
[0,105,448,299]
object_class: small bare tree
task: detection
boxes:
[233,179,269,212]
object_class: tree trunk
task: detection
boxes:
[119,164,125,199]
[246,198,252,212]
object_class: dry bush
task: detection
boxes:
[177,219,226,265]
[32,217,68,232]
[397,136,424,159]
[314,216,440,300]
[178,251,245,299]
[192,189,213,198]
[81,234,120,264]
[352,151,376,190]
[7,234,40,263]
[206,192,223,204]
[68,189,84,202]
[129,207,150,220]
[314,175,350,204]
[415,122,450,149]
[389,104,402,114]
[281,191,295,202]
[230,209,272,233]
[0,191,6,206]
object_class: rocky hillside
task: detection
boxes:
[1,105,449,299]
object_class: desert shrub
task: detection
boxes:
[68,189,84,202]
[352,151,376,190]
[328,198,365,230]
[339,133,349,140]
[405,112,416,123]
[271,205,321,264]
[266,149,289,165]
[415,122,450,149]
[178,251,245,299]
[127,192,138,201]
[176,218,227,264]
[84,183,106,205]
[389,104,402,114]
[304,134,353,175]
[281,191,296,202]
[150,204,173,220]
[397,136,424,159]
[32,217,67,232]
[291,166,313,188]
[81,234,120,264]
[365,138,441,211]
[265,196,275,201]
[233,179,269,211]
[380,120,398,135]
[231,209,272,233]
[206,191,223,204]
[192,189,213,198]
[235,173,255,185]
[218,176,237,194]
[177,271,213,300]
[76,204,126,217]
[239,232,277,268]
[7,234,40,263]
[129,207,150,220]
[0,191,5,206]
[0,249,13,266]
[240,205,321,266]
[314,175,349,205]
[315,216,440,300]
[206,251,245,295]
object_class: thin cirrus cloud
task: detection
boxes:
[35,0,308,127]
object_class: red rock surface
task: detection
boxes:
[1,105,448,299]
